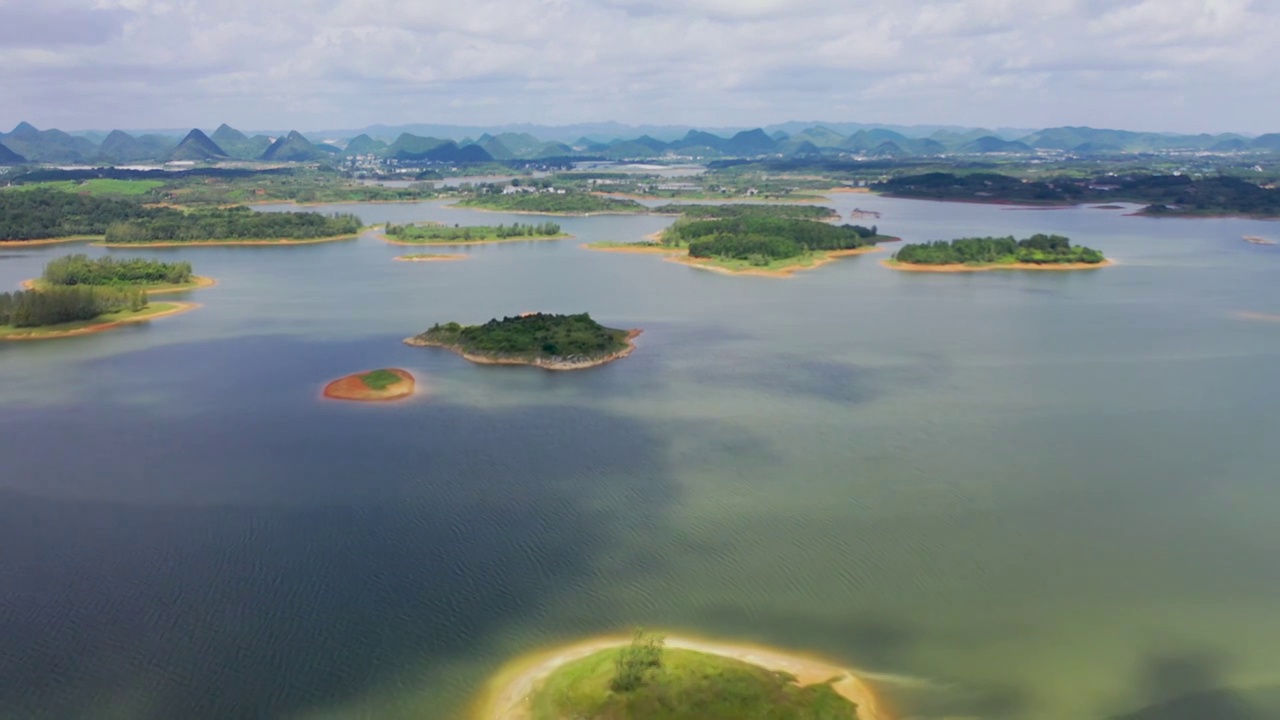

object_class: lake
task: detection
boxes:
[2,194,1279,720]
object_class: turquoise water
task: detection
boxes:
[2,195,1279,719]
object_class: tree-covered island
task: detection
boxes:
[0,285,192,341]
[323,368,415,402]
[405,312,640,370]
[588,215,894,277]
[455,190,646,215]
[382,221,567,244]
[649,203,839,221]
[887,234,1109,272]
[25,254,213,294]
[478,631,883,720]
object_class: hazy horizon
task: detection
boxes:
[2,1,1278,135]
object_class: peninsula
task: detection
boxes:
[24,254,214,294]
[474,631,888,720]
[0,284,194,341]
[405,312,639,370]
[455,192,646,215]
[382,221,568,245]
[99,205,362,246]
[885,234,1109,272]
[322,368,416,402]
[588,216,893,277]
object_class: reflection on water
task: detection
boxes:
[1,195,1279,719]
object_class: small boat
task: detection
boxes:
[1244,235,1277,245]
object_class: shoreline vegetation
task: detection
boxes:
[0,301,197,341]
[22,275,216,294]
[394,253,468,262]
[405,313,640,370]
[381,221,570,245]
[471,633,890,720]
[24,254,216,295]
[322,368,416,402]
[454,192,647,215]
[95,233,361,248]
[887,234,1109,272]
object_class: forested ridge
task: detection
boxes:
[103,206,361,243]
[662,216,883,265]
[385,221,562,242]
[456,192,646,214]
[0,188,155,240]
[0,286,148,328]
[41,254,194,287]
[894,234,1106,265]
[412,313,630,359]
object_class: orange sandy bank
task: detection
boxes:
[394,253,468,263]
[671,246,885,278]
[0,235,102,247]
[322,368,416,402]
[378,232,572,247]
[882,258,1114,273]
[470,633,892,720]
[0,302,199,342]
[94,234,361,248]
[826,187,873,194]
[406,329,642,371]
[21,275,217,294]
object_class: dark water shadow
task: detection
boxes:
[0,336,678,719]
[1108,650,1280,720]
[686,352,949,406]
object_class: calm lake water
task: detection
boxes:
[2,195,1279,720]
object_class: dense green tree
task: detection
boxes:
[894,234,1106,265]
[41,254,193,286]
[0,286,147,327]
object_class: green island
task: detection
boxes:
[590,216,892,277]
[26,254,212,294]
[887,234,1109,272]
[0,285,192,341]
[650,203,839,220]
[479,631,880,720]
[455,191,647,215]
[0,187,156,242]
[383,221,567,244]
[404,312,639,370]
[323,368,416,402]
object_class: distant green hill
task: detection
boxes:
[386,133,449,160]
[960,136,1035,154]
[476,135,515,159]
[166,129,229,162]
[0,141,26,164]
[96,130,177,163]
[1,122,98,163]
[260,131,329,162]
[790,126,846,147]
[343,134,387,156]
[211,124,273,160]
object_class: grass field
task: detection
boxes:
[530,647,859,720]
[359,369,405,390]
[6,179,165,196]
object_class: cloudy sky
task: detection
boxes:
[2,0,1277,134]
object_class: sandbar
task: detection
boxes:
[671,246,885,278]
[882,258,1114,273]
[394,253,468,262]
[406,329,642,371]
[470,632,891,720]
[1234,311,1280,323]
[21,275,217,295]
[94,234,362,248]
[0,302,198,342]
[322,368,416,402]
[378,232,572,246]
[580,242,678,255]
[0,235,102,247]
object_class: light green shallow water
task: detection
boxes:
[0,195,1278,720]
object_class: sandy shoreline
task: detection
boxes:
[394,253,468,263]
[670,245,884,278]
[378,232,573,246]
[20,275,217,294]
[581,242,678,255]
[406,329,642,370]
[94,234,361,248]
[0,235,103,247]
[470,633,891,720]
[322,369,416,402]
[882,258,1114,273]
[0,302,199,342]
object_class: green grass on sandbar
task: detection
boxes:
[0,302,184,340]
[359,369,404,390]
[531,647,859,720]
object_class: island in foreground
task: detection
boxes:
[473,630,889,720]
[405,312,639,370]
[885,234,1110,272]
[322,368,416,402]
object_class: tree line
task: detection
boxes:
[0,187,156,240]
[418,313,628,358]
[42,254,193,286]
[0,286,147,327]
[103,206,362,243]
[894,234,1106,265]
[651,203,837,221]
[664,216,880,264]
[385,221,561,241]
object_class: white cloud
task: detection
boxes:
[0,0,1278,133]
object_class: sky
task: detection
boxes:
[1,0,1278,135]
